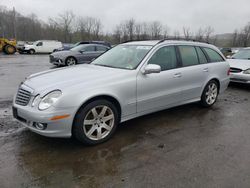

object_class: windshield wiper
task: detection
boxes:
[94,64,117,68]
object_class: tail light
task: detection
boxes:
[227,68,231,76]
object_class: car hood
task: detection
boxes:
[228,59,250,70]
[24,64,132,95]
[51,50,80,57]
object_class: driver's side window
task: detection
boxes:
[36,42,43,46]
[148,46,178,71]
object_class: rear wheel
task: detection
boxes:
[73,100,119,145]
[66,57,77,66]
[4,45,16,55]
[200,80,219,107]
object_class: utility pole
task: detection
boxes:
[13,7,17,39]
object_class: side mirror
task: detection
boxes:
[80,50,86,53]
[142,64,161,74]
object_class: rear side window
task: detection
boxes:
[178,46,199,67]
[148,46,178,71]
[196,47,208,64]
[96,46,108,52]
[84,46,95,52]
[203,48,224,62]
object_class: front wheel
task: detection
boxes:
[4,45,16,55]
[200,80,219,107]
[66,57,77,66]
[29,49,35,54]
[73,100,119,145]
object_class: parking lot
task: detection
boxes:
[1,54,250,187]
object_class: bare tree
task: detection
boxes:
[204,26,214,42]
[241,23,250,47]
[135,23,142,40]
[92,18,102,39]
[183,27,192,39]
[162,25,170,39]
[173,30,180,39]
[195,28,205,41]
[57,11,75,42]
[149,21,162,39]
[232,29,238,46]
[113,25,122,43]
[126,18,135,40]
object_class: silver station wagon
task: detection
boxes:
[13,40,230,145]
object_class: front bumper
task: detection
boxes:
[230,73,250,84]
[12,103,75,138]
[49,56,65,66]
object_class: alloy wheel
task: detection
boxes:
[205,83,218,105]
[67,58,76,66]
[83,105,115,141]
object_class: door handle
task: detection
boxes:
[203,68,209,72]
[173,73,182,78]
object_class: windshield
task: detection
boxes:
[232,49,250,60]
[92,45,152,70]
[70,44,85,52]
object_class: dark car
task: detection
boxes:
[50,44,110,66]
[55,41,111,52]
[220,47,233,57]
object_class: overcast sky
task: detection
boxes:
[1,0,250,34]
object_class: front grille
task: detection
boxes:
[230,67,242,73]
[15,87,31,106]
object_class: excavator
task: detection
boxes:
[0,38,17,55]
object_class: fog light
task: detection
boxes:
[33,122,47,130]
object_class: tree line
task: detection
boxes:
[0,5,249,46]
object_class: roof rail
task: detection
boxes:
[157,37,210,44]
[122,39,155,44]
[122,38,210,45]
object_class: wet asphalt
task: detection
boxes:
[0,54,250,188]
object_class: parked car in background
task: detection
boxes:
[228,48,250,83]
[13,40,230,145]
[55,41,111,52]
[20,40,62,54]
[220,47,233,57]
[56,43,75,51]
[50,44,110,66]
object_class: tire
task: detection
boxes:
[4,45,16,55]
[29,49,35,54]
[200,80,219,107]
[73,99,119,145]
[66,57,77,66]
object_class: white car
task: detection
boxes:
[22,40,63,54]
[228,48,250,84]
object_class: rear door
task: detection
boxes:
[176,45,209,101]
[95,45,109,59]
[78,45,96,63]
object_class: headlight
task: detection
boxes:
[38,90,62,111]
[32,95,40,107]
[243,69,250,74]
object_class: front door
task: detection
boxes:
[137,46,183,113]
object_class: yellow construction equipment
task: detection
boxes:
[0,38,17,55]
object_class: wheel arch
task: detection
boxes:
[201,77,221,96]
[72,94,122,132]
[66,56,78,64]
[209,78,220,93]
